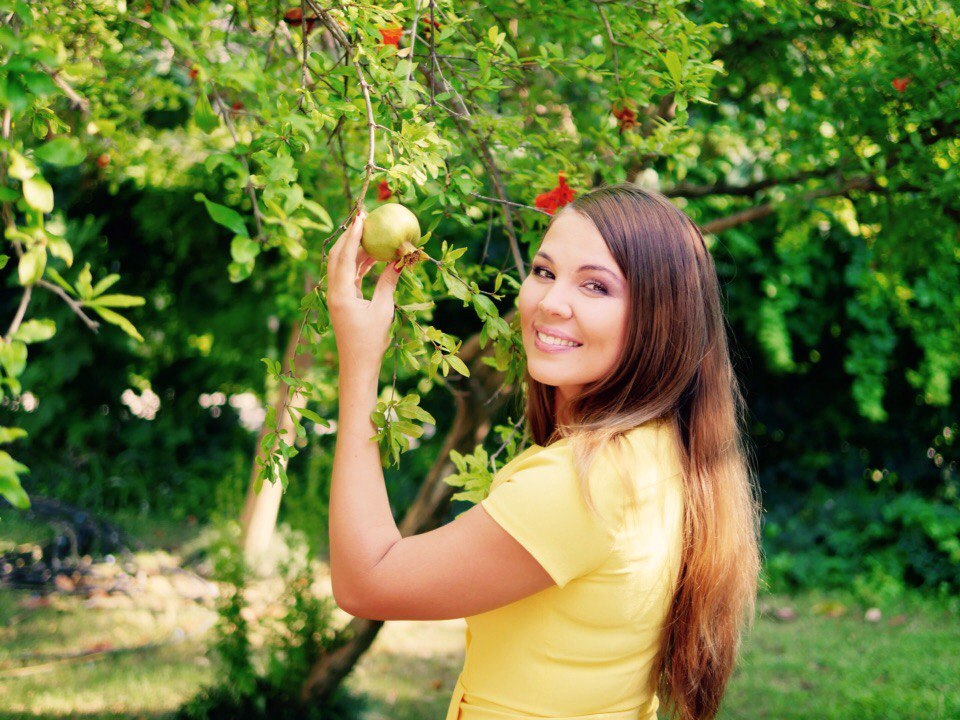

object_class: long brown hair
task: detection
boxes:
[521,184,761,720]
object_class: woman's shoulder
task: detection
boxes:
[492,418,680,495]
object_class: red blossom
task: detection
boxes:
[611,101,638,132]
[379,26,403,47]
[377,180,392,201]
[188,67,199,80]
[534,172,576,215]
[283,7,318,34]
[231,101,244,111]
[891,77,911,93]
[96,154,110,168]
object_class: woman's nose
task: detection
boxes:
[537,287,572,318]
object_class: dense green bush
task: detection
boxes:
[178,524,364,720]
[763,487,960,602]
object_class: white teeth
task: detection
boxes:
[537,331,580,347]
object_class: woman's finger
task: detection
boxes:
[330,212,365,296]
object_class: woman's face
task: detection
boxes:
[518,208,629,409]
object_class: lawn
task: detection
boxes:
[1,516,957,720]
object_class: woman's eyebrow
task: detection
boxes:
[534,251,622,281]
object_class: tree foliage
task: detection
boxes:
[2,0,958,599]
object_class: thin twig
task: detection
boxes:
[5,285,32,342]
[470,192,552,217]
[297,0,313,112]
[41,65,90,114]
[37,280,100,333]
[403,0,425,95]
[592,1,621,87]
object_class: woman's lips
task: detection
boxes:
[533,330,582,353]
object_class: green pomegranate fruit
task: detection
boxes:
[361,202,428,269]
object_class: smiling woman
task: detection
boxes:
[326,185,760,720]
[508,185,761,720]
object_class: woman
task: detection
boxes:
[326,183,761,720]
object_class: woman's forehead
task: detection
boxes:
[540,210,613,262]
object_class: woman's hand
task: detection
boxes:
[326,210,403,376]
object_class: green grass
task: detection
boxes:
[720,592,959,720]
[1,511,957,719]
[0,587,215,718]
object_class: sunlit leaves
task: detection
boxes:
[369,393,436,468]
[11,318,56,344]
[0,451,31,510]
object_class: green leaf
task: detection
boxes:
[297,407,330,427]
[194,84,220,133]
[87,274,119,297]
[22,176,54,213]
[88,294,144,308]
[11,318,56,344]
[231,235,260,264]
[18,246,46,286]
[446,354,470,378]
[34,136,85,167]
[21,70,57,96]
[89,305,144,342]
[664,50,683,86]
[0,451,31,509]
[228,260,254,283]
[7,150,36,180]
[47,237,73,267]
[196,193,249,237]
[0,341,27,377]
[76,263,93,298]
[0,255,7,270]
[0,427,28,444]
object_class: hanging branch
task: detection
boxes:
[307,0,379,247]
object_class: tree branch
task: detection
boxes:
[666,167,844,199]
[700,176,879,234]
[308,0,379,248]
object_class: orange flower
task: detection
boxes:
[891,77,911,93]
[377,180,392,200]
[534,172,576,215]
[379,26,403,47]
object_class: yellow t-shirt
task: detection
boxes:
[445,419,684,720]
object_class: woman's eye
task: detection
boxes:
[533,266,607,295]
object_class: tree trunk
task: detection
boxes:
[239,280,315,567]
[300,309,519,702]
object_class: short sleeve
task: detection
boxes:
[480,444,625,589]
